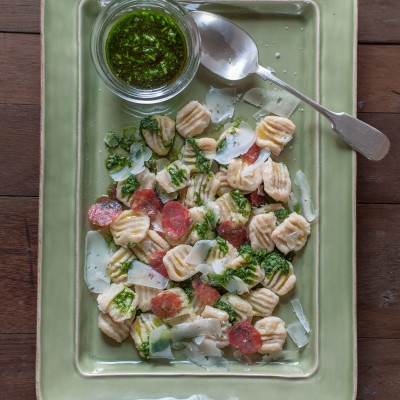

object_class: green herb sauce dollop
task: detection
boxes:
[214,300,239,324]
[106,10,187,89]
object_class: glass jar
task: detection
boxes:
[91,0,201,104]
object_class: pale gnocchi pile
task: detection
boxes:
[86,98,313,365]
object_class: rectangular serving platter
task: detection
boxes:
[38,0,357,399]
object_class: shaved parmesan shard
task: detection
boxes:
[233,349,253,365]
[184,240,217,265]
[182,342,211,369]
[109,165,130,182]
[85,231,111,293]
[294,170,318,222]
[197,338,223,357]
[252,108,268,121]
[287,321,309,348]
[288,191,300,213]
[225,276,249,295]
[128,143,152,175]
[195,263,213,274]
[126,260,169,289]
[211,259,226,274]
[171,318,222,342]
[291,298,311,333]
[214,121,256,165]
[206,87,237,123]
[243,87,300,118]
[206,355,229,371]
[149,325,174,359]
[193,335,206,345]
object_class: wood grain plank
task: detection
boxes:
[0,33,40,105]
[357,338,400,400]
[0,104,40,197]
[357,45,400,113]
[0,0,40,33]
[0,198,38,334]
[357,113,400,204]
[0,334,36,400]
[359,0,400,44]
[357,204,400,339]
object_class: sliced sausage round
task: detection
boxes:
[228,321,262,354]
[161,201,191,238]
[241,144,260,164]
[217,221,248,248]
[192,274,220,304]
[148,250,168,278]
[130,189,162,216]
[88,196,122,226]
[151,291,182,319]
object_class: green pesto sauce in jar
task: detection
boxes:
[105,10,187,89]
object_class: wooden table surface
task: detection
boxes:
[0,1,399,399]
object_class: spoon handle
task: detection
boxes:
[256,66,390,161]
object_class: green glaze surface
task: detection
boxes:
[38,0,356,399]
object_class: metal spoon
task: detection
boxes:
[191,11,390,161]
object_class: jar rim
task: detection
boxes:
[90,0,201,104]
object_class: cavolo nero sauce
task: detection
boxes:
[105,10,187,89]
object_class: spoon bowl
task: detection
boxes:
[191,11,390,161]
[192,11,259,80]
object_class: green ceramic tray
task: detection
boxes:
[38,0,357,398]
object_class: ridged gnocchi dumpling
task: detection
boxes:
[98,312,133,343]
[206,239,238,264]
[131,230,170,264]
[106,247,136,285]
[262,262,296,296]
[262,158,291,202]
[131,312,162,358]
[215,167,232,196]
[186,205,219,244]
[256,116,295,156]
[227,158,264,193]
[219,293,254,322]
[97,283,138,322]
[136,167,157,190]
[201,305,231,348]
[176,100,211,138]
[134,284,163,312]
[180,137,217,173]
[141,114,176,156]
[271,212,311,254]
[156,160,190,193]
[248,212,276,252]
[110,210,150,247]
[116,177,137,208]
[225,256,265,291]
[185,173,220,208]
[162,244,197,281]
[214,191,251,226]
[161,288,197,326]
[242,288,279,317]
[254,316,287,354]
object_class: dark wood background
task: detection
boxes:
[0,1,399,399]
